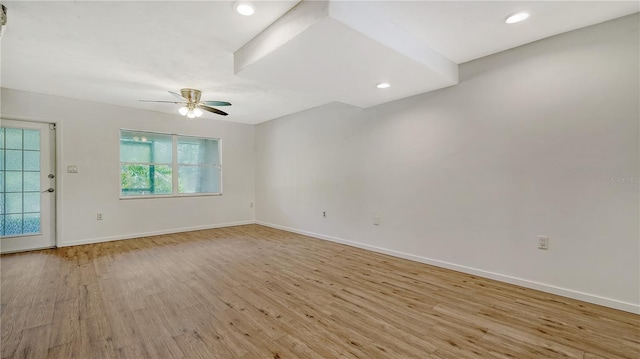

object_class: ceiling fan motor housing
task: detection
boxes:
[180,88,202,104]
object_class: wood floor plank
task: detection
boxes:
[10,325,51,359]
[142,335,185,359]
[114,342,150,359]
[46,343,82,359]
[48,298,83,348]
[173,329,234,359]
[1,224,638,359]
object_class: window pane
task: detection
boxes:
[23,130,40,150]
[4,214,22,236]
[5,193,22,214]
[5,150,22,170]
[120,142,151,163]
[178,165,219,194]
[5,128,22,149]
[120,130,172,163]
[0,192,4,215]
[0,128,4,149]
[23,192,40,213]
[23,172,40,192]
[5,171,22,192]
[152,140,173,163]
[178,137,219,165]
[121,164,150,193]
[23,213,41,234]
[23,151,40,171]
[121,164,172,196]
[0,215,4,236]
[152,165,173,194]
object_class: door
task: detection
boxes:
[1,119,56,253]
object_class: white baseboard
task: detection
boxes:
[58,220,256,247]
[256,221,640,315]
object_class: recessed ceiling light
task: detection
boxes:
[234,1,255,16]
[505,12,530,24]
[376,83,391,89]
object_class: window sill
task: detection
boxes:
[119,193,222,200]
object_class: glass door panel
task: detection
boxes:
[1,127,41,236]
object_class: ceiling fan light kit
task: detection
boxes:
[140,88,232,118]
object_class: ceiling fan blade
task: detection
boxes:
[199,104,228,116]
[139,100,184,104]
[201,101,232,107]
[169,91,188,101]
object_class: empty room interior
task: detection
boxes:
[1,1,639,358]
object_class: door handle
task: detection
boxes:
[42,188,55,193]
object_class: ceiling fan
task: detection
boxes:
[140,88,231,118]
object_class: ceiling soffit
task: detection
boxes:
[234,0,459,109]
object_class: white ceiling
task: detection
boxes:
[1,1,638,124]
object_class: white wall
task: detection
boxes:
[255,14,640,313]
[1,88,255,246]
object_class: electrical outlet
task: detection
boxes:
[67,165,78,173]
[97,213,103,221]
[322,211,327,218]
[538,236,549,250]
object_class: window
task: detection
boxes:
[120,130,221,197]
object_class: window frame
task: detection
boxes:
[119,129,223,199]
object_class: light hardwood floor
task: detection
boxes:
[1,224,638,358]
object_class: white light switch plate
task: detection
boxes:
[538,236,549,250]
